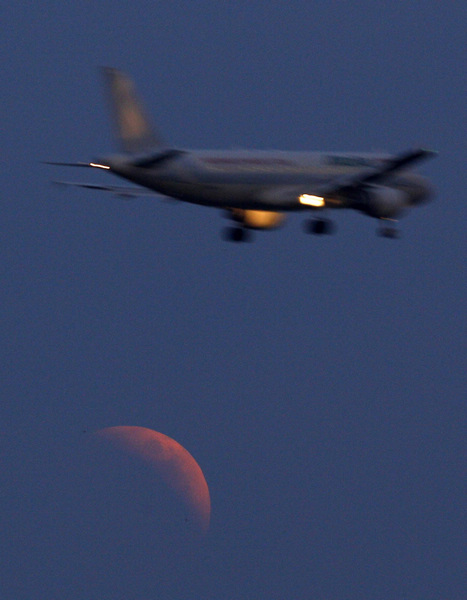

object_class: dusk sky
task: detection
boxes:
[2,2,466,599]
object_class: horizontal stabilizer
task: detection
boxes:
[43,161,95,168]
[52,180,161,198]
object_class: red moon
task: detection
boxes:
[95,426,210,533]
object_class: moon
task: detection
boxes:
[94,426,211,533]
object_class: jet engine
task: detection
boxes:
[358,185,409,219]
[229,209,285,229]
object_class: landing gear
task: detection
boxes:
[378,226,400,239]
[303,218,335,235]
[222,226,251,243]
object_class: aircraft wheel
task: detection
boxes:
[304,218,335,235]
[222,226,250,242]
[378,226,400,239]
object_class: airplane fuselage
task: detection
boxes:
[104,150,431,213]
[52,68,435,239]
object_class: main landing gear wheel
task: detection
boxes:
[222,226,251,242]
[378,226,400,239]
[303,218,335,235]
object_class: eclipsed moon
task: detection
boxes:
[94,426,210,533]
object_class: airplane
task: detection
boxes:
[48,68,436,241]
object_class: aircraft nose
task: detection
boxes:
[414,180,434,205]
[409,176,434,205]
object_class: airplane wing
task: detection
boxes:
[320,148,437,197]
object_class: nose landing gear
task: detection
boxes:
[377,217,400,238]
[378,226,400,239]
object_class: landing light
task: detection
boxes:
[299,194,325,207]
[89,162,110,170]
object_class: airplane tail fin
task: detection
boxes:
[102,67,167,154]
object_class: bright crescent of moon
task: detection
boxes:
[95,426,211,533]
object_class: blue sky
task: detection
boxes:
[2,2,465,598]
